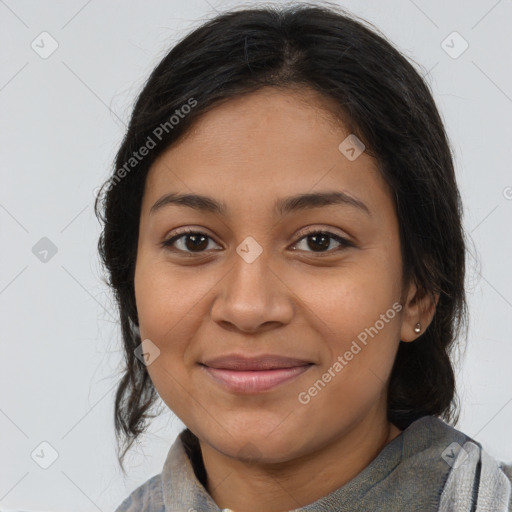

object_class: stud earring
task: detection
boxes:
[414,322,422,334]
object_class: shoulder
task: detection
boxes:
[498,462,512,510]
[114,473,165,512]
[399,416,511,508]
[397,415,476,465]
[114,431,194,512]
[418,416,512,510]
[414,416,512,476]
[500,461,512,482]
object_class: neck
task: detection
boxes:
[199,413,402,512]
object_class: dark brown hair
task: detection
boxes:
[94,2,468,474]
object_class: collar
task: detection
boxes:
[159,416,473,511]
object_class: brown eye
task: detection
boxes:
[292,231,354,254]
[161,230,219,253]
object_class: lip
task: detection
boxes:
[201,354,313,371]
[200,364,313,394]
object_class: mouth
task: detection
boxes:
[199,354,314,393]
[201,354,313,371]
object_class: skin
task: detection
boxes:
[134,86,437,512]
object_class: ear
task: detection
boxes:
[400,280,439,342]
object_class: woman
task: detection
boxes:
[95,3,512,511]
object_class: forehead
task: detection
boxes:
[142,87,391,218]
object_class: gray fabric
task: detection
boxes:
[439,440,511,511]
[114,415,512,511]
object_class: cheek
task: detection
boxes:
[293,256,401,332]
[133,260,224,392]
[297,284,402,424]
[135,261,206,338]
[133,263,205,413]
[292,253,402,381]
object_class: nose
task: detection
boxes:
[209,249,294,334]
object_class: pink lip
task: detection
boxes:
[200,365,313,393]
[201,354,312,371]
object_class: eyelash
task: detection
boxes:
[160,228,355,256]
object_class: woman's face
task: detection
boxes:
[134,87,420,463]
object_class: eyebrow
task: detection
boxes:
[149,190,371,218]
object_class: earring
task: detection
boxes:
[414,322,422,334]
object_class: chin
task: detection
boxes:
[206,427,308,465]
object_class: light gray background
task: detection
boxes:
[1,0,511,510]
